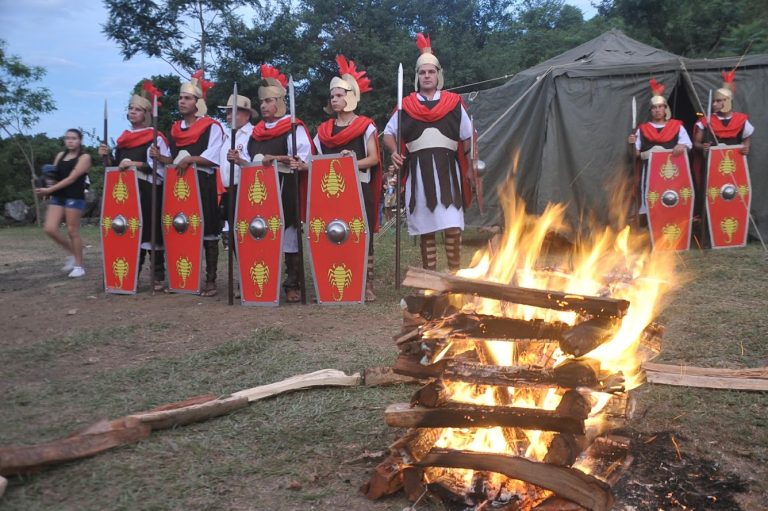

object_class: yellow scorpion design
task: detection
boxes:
[328,263,352,301]
[176,256,193,288]
[248,169,267,205]
[112,257,129,288]
[321,159,346,198]
[249,261,270,297]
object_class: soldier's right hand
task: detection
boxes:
[627,134,636,145]
[98,144,109,156]
[391,152,405,168]
[702,142,711,151]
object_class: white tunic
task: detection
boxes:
[218,122,254,187]
[384,90,472,235]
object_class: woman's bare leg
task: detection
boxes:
[64,207,84,266]
[43,205,72,254]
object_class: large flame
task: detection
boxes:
[428,183,677,492]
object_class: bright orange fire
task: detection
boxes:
[426,183,678,490]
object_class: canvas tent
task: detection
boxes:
[464,29,768,242]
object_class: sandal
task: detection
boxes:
[153,281,166,293]
[365,287,377,303]
[201,281,218,297]
[285,288,301,303]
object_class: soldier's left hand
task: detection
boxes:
[741,146,750,155]
[672,144,686,156]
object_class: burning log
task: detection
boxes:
[385,403,586,434]
[416,449,613,511]
[421,313,572,340]
[403,267,629,318]
[559,317,618,357]
[443,359,601,389]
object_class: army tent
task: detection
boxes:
[465,29,768,242]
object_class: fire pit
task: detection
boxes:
[363,196,675,510]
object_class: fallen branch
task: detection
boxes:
[128,395,249,430]
[416,449,613,511]
[403,267,629,318]
[231,368,361,401]
[0,418,151,476]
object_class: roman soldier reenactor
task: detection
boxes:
[151,70,225,297]
[99,86,171,291]
[694,70,754,155]
[627,78,692,216]
[314,55,382,301]
[383,33,473,273]
[247,64,313,303]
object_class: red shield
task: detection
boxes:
[101,167,142,293]
[162,165,204,293]
[645,149,695,251]
[706,145,751,248]
[306,154,369,304]
[235,163,283,305]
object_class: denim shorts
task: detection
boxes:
[49,196,86,210]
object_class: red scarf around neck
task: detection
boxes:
[171,117,219,147]
[709,112,748,139]
[116,128,168,149]
[402,91,463,122]
[316,116,374,148]
[639,119,683,144]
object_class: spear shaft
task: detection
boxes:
[102,100,110,167]
[227,83,238,305]
[150,94,159,295]
[289,76,306,304]
[395,63,403,290]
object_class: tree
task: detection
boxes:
[0,40,56,224]
[103,0,255,76]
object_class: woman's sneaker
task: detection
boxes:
[68,266,85,278]
[62,256,75,272]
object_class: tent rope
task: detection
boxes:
[679,58,767,254]
[446,74,516,92]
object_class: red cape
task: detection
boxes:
[316,116,383,232]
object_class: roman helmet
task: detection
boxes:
[258,64,288,118]
[180,70,214,117]
[128,92,153,128]
[649,78,670,121]
[326,54,372,113]
[714,69,736,114]
[414,33,443,92]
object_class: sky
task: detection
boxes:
[1,0,597,143]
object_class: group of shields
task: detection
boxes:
[644,144,751,251]
[101,154,370,304]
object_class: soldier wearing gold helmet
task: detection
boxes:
[151,70,225,297]
[627,78,692,215]
[383,34,474,273]
[694,70,754,156]
[247,64,314,304]
[100,82,171,291]
[314,55,382,301]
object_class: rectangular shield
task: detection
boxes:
[162,164,204,293]
[705,145,751,248]
[645,149,695,251]
[101,167,142,293]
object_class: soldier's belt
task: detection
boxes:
[406,127,459,153]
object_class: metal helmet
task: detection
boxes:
[128,94,152,128]
[648,78,670,121]
[327,54,372,113]
[258,64,288,118]
[180,70,214,117]
[414,33,444,92]
[715,69,737,114]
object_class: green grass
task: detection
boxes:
[1,224,767,510]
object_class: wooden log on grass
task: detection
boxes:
[403,267,629,318]
[128,395,249,430]
[230,368,361,401]
[642,362,768,391]
[0,418,151,476]
[385,403,586,434]
[416,449,613,511]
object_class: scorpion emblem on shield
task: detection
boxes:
[328,263,352,301]
[248,169,267,205]
[249,261,270,297]
[321,159,346,198]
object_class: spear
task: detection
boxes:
[289,76,306,304]
[150,93,159,295]
[395,63,403,290]
[102,100,110,167]
[631,95,636,131]
[227,82,238,305]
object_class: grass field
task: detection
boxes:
[1,224,766,510]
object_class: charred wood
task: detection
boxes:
[385,403,586,434]
[416,449,613,511]
[560,317,618,357]
[403,267,629,318]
